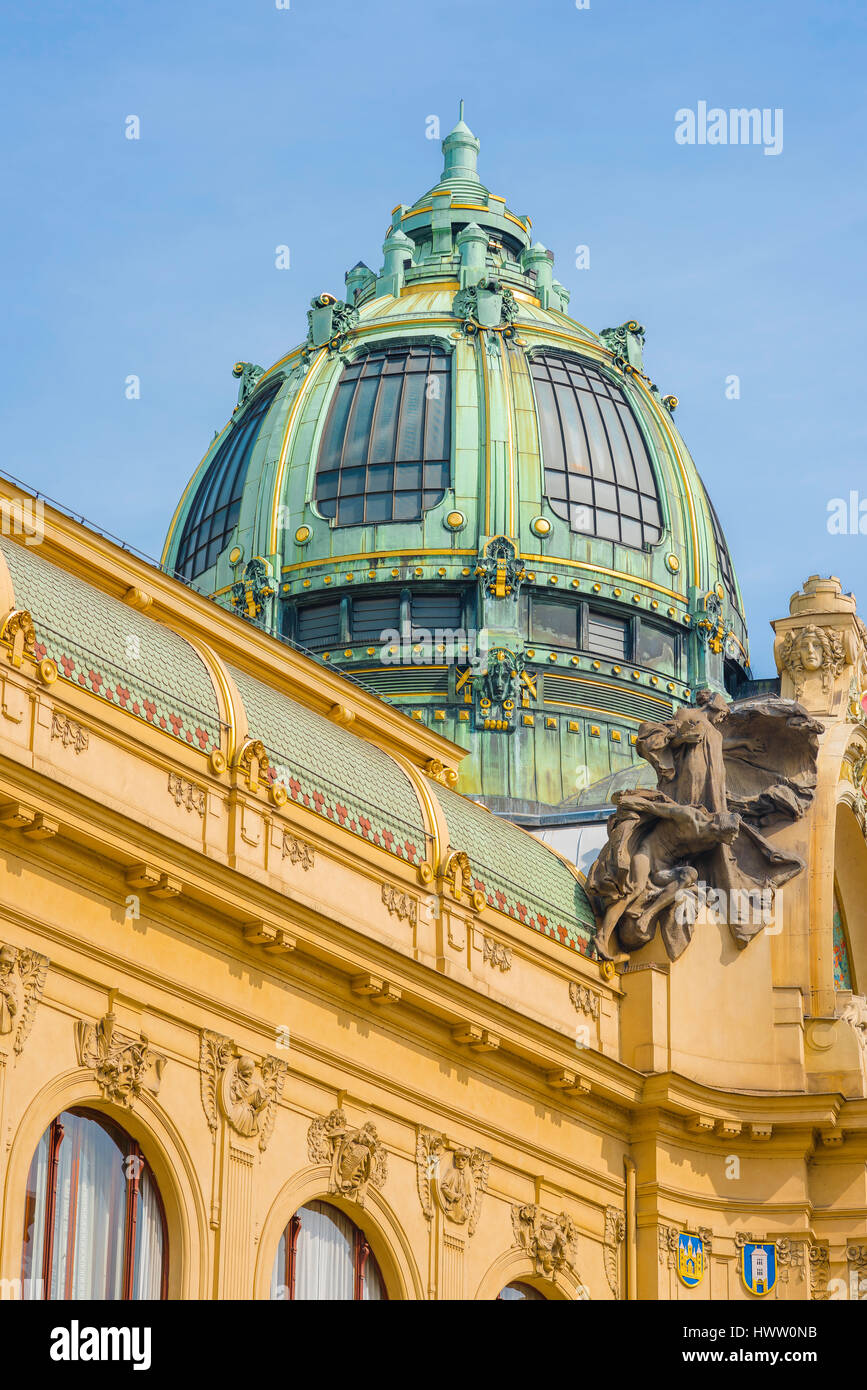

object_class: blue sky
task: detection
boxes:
[1,0,865,675]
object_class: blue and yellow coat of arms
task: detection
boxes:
[676,1232,705,1288]
[741,1242,777,1296]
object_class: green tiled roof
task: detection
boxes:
[228,663,430,865]
[0,537,223,751]
[436,782,596,955]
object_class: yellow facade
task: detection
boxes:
[1,479,866,1301]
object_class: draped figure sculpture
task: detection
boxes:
[587,690,822,961]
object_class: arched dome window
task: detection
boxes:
[270,1200,386,1300]
[314,345,451,527]
[530,353,663,548]
[702,487,739,609]
[175,377,282,582]
[20,1108,167,1300]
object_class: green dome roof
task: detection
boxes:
[164,111,750,814]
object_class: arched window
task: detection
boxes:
[175,377,282,582]
[530,353,663,548]
[702,486,740,610]
[833,886,854,990]
[315,345,451,527]
[270,1200,386,1300]
[498,1281,546,1300]
[20,1108,167,1300]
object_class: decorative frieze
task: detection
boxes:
[75,1012,165,1107]
[0,942,48,1055]
[569,981,600,1019]
[416,1128,489,1235]
[512,1203,580,1280]
[382,882,417,926]
[51,710,89,754]
[167,771,206,816]
[482,935,511,971]
[282,831,315,871]
[307,1107,387,1207]
[199,1030,286,1152]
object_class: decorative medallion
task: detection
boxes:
[199,1030,286,1151]
[416,1128,490,1234]
[306,1108,388,1207]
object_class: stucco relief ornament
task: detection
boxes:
[453,278,520,340]
[199,1030,286,1151]
[587,690,823,961]
[476,536,526,601]
[302,293,359,362]
[512,1203,580,1279]
[230,558,276,623]
[0,942,48,1055]
[416,1128,490,1234]
[75,1013,165,1107]
[603,1205,626,1296]
[477,647,525,732]
[307,1108,388,1207]
[231,361,265,408]
[780,624,846,700]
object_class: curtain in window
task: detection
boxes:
[21,1109,167,1300]
[270,1200,386,1300]
[294,1201,355,1300]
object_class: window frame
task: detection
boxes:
[528,350,665,550]
[313,341,454,529]
[274,1201,387,1301]
[21,1108,169,1301]
[175,376,283,582]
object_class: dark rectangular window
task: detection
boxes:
[586,610,629,660]
[636,620,678,675]
[297,601,340,649]
[411,591,463,638]
[531,599,579,648]
[351,595,401,642]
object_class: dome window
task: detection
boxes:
[530,353,663,549]
[702,487,740,610]
[315,345,451,527]
[175,377,282,582]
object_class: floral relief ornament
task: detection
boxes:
[199,1030,287,1151]
[307,1108,388,1207]
[0,942,48,1055]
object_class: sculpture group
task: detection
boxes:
[587,691,822,960]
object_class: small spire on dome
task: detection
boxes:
[441,101,481,184]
